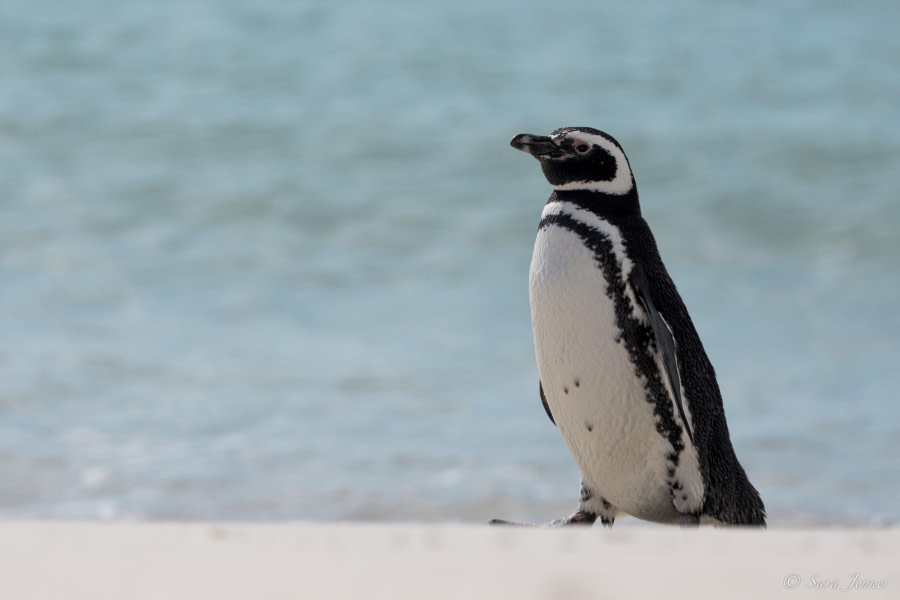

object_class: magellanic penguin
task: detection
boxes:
[492,127,766,527]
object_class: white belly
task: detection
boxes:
[530,220,682,523]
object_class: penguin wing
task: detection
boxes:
[539,381,555,425]
[629,265,694,444]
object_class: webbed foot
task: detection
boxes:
[489,509,597,527]
[679,513,700,527]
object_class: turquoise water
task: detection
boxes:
[1,0,898,525]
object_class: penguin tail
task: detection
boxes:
[702,466,767,527]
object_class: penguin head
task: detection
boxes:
[510,127,636,196]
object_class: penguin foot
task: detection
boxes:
[550,509,597,526]
[488,509,597,527]
[679,513,700,527]
[487,518,537,527]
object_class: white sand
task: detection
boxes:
[0,522,896,599]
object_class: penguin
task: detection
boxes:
[491,127,765,527]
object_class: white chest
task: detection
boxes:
[528,214,698,522]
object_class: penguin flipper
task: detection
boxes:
[539,381,555,425]
[629,265,694,444]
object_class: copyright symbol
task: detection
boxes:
[783,574,801,589]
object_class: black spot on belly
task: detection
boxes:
[574,378,580,387]
[666,451,680,467]
[585,422,593,432]
[563,386,569,394]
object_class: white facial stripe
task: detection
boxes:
[550,132,634,195]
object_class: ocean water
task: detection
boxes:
[1,0,898,526]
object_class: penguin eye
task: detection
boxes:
[574,143,590,154]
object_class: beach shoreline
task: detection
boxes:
[1,521,896,599]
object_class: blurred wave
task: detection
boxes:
[1,0,898,526]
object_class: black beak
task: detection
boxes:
[510,133,559,157]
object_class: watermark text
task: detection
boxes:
[783,573,888,592]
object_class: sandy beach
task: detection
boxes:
[0,522,896,599]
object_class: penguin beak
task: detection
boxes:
[510,133,560,158]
